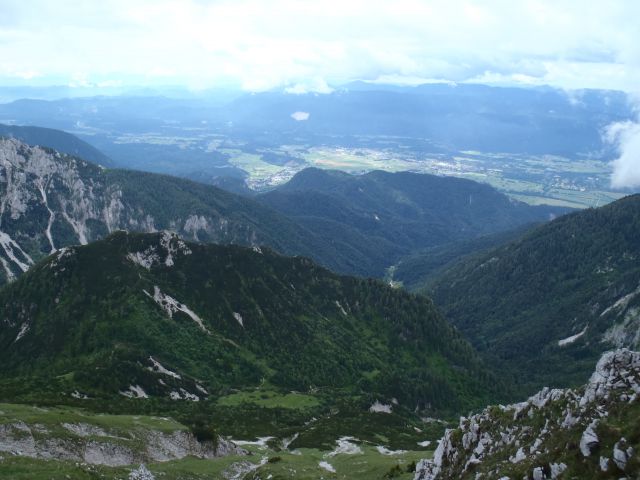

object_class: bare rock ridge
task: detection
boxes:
[414,349,640,479]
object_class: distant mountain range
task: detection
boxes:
[0,84,631,174]
[0,230,496,415]
[223,84,630,157]
[425,194,640,394]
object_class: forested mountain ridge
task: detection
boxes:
[258,168,568,277]
[0,230,498,415]
[391,224,539,292]
[426,194,640,394]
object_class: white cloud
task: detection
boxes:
[290,111,310,121]
[368,74,455,86]
[0,0,639,92]
[285,78,333,94]
[605,120,640,189]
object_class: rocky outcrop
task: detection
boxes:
[415,349,640,479]
[0,421,245,467]
[128,464,156,480]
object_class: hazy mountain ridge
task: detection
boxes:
[222,85,631,157]
[2,85,629,156]
[0,123,114,167]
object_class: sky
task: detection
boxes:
[0,0,639,93]
[1,0,639,188]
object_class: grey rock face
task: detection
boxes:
[612,438,633,471]
[0,138,268,285]
[129,464,155,480]
[0,421,245,466]
[579,420,599,457]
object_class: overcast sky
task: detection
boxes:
[0,0,639,92]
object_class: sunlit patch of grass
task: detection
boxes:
[0,402,185,433]
[217,390,321,410]
[0,456,130,480]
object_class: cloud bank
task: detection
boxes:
[606,120,640,189]
[0,0,639,92]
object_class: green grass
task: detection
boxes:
[509,193,586,208]
[0,443,432,480]
[222,149,284,176]
[0,401,435,480]
[0,457,131,480]
[303,148,416,172]
[217,390,322,409]
[244,444,429,480]
[0,402,185,434]
[149,452,266,479]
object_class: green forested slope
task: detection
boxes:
[0,231,497,415]
[0,138,363,284]
[426,194,640,394]
[259,168,567,277]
